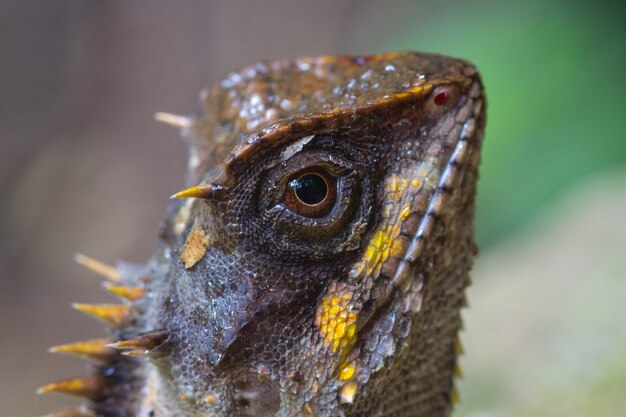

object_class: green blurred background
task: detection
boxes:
[1,1,624,416]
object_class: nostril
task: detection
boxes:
[229,368,280,417]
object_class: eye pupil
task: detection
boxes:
[290,174,328,205]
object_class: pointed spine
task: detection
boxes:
[49,338,115,362]
[72,303,131,327]
[154,112,192,130]
[73,253,121,283]
[107,330,167,358]
[107,330,167,350]
[170,184,214,200]
[103,282,145,301]
[37,376,108,399]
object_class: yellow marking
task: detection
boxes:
[204,394,217,404]
[410,178,422,188]
[316,290,358,352]
[380,247,391,264]
[338,382,358,404]
[338,361,356,381]
[310,380,320,394]
[399,204,411,221]
[304,403,314,414]
[455,339,464,355]
[389,236,409,258]
[370,230,386,250]
[357,219,407,277]
[451,387,460,404]
[180,222,211,269]
[363,245,380,267]
[350,164,439,283]
[454,362,463,378]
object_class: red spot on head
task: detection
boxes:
[434,91,449,106]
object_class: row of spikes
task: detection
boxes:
[39,112,188,417]
[37,254,166,417]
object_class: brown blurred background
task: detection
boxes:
[1,1,625,416]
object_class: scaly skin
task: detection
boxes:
[42,51,486,417]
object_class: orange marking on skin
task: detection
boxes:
[180,222,211,269]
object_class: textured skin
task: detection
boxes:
[68,51,486,417]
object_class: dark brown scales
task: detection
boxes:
[41,51,485,417]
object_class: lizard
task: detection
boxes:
[39,51,486,417]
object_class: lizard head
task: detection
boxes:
[41,52,485,417]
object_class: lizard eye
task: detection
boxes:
[254,143,373,257]
[426,85,461,114]
[282,169,337,218]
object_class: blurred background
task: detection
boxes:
[1,1,625,416]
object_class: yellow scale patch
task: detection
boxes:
[315,290,358,353]
[349,173,428,280]
[338,360,356,381]
[316,162,440,398]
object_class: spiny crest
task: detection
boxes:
[39,253,155,415]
